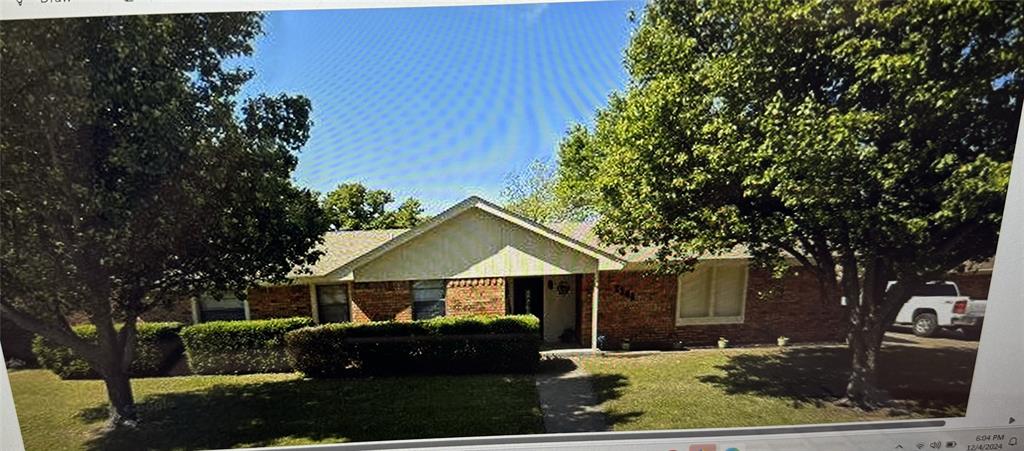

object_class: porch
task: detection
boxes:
[506,274,593,347]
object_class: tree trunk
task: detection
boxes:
[845,322,884,408]
[839,257,890,409]
[846,328,868,399]
[93,315,140,428]
[3,299,148,428]
[101,364,137,428]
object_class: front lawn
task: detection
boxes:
[9,369,543,450]
[579,336,976,431]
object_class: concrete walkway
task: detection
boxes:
[534,358,609,433]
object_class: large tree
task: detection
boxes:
[322,182,426,230]
[0,14,329,426]
[558,0,1021,407]
[502,158,594,222]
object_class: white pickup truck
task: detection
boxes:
[891,280,986,338]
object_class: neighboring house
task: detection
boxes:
[139,196,994,350]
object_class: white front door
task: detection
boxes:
[542,275,577,342]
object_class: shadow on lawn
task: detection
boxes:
[887,325,980,341]
[537,358,640,430]
[79,375,543,451]
[698,343,977,417]
[591,375,642,427]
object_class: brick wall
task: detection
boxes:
[145,284,318,324]
[352,281,412,322]
[248,285,312,319]
[580,267,848,349]
[948,273,993,300]
[446,278,506,317]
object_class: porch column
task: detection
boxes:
[347,282,355,322]
[591,267,599,352]
[308,285,319,324]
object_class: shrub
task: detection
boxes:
[285,315,541,377]
[180,317,314,374]
[32,322,184,379]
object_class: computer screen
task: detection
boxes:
[1,1,1021,450]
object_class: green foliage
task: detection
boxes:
[293,314,539,338]
[390,198,426,229]
[556,0,1021,402]
[33,323,184,379]
[558,0,1020,279]
[180,317,314,374]
[285,315,541,377]
[322,183,427,230]
[502,159,594,222]
[0,13,328,376]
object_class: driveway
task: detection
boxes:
[883,328,980,352]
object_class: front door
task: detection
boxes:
[511,276,544,334]
[543,275,578,343]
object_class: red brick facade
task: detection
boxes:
[446,278,506,317]
[352,281,413,322]
[948,273,993,300]
[130,268,990,347]
[248,285,311,319]
[140,278,510,324]
[345,278,508,323]
[579,268,849,349]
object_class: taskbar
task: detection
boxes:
[265,422,1023,451]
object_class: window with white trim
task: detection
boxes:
[412,280,446,320]
[676,262,748,325]
[196,292,247,322]
[316,284,350,323]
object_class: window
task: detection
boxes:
[912,282,959,297]
[412,279,446,320]
[196,292,246,322]
[676,263,748,325]
[316,284,350,323]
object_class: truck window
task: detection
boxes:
[913,283,959,297]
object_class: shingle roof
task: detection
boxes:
[545,222,752,263]
[544,222,661,262]
[290,228,408,278]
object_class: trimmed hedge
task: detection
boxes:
[32,322,184,379]
[180,317,314,374]
[285,315,541,377]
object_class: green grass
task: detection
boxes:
[9,369,543,450]
[578,342,975,431]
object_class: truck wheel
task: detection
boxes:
[912,313,938,337]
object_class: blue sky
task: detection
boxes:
[241,1,641,213]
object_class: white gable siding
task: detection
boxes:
[354,208,599,282]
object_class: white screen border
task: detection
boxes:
[0,2,1021,449]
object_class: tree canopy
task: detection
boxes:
[557,0,1021,406]
[0,13,329,424]
[501,159,593,223]
[322,183,426,230]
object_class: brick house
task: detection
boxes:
[140,196,994,350]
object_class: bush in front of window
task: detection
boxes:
[180,317,314,374]
[32,322,185,380]
[285,314,541,377]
